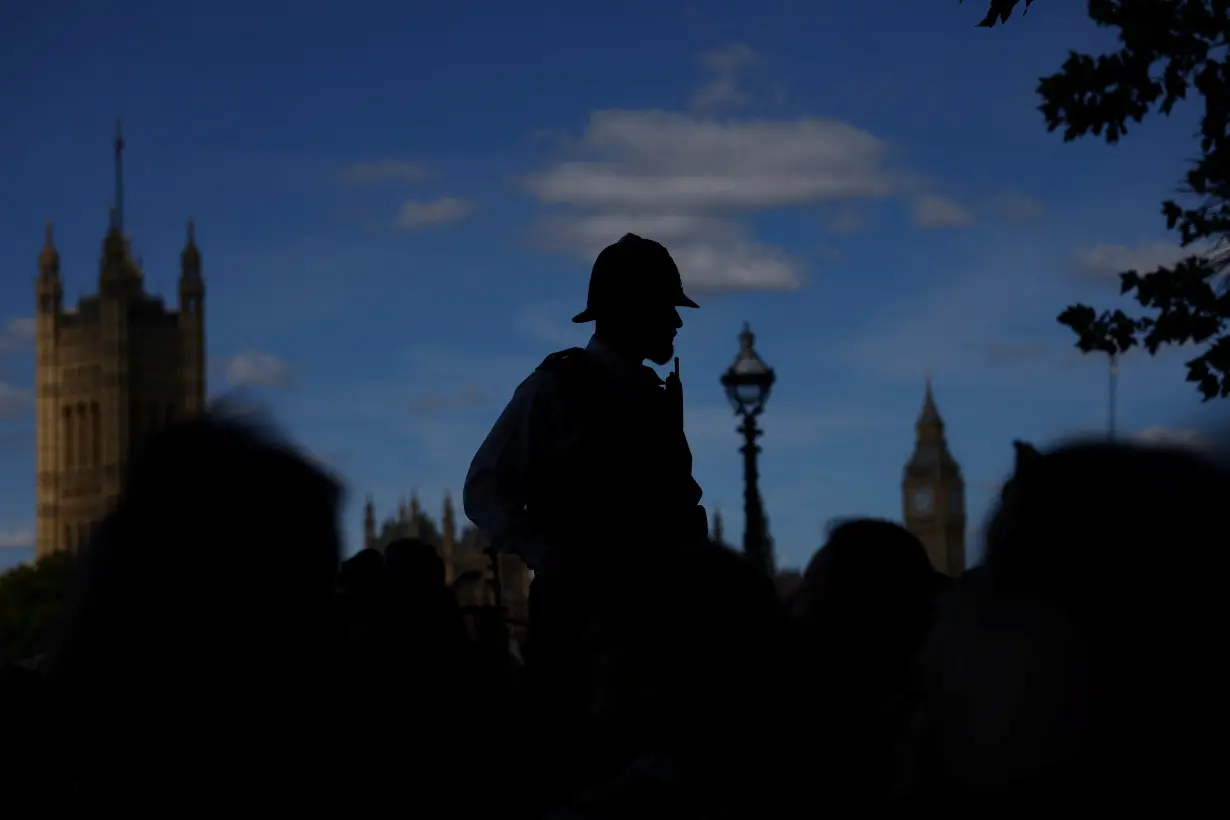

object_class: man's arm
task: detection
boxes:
[463,372,556,571]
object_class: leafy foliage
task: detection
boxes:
[962,0,1038,27]
[966,0,1230,399]
[0,550,73,669]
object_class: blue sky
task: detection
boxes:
[0,0,1222,573]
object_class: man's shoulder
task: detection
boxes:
[535,347,590,374]
[508,349,589,404]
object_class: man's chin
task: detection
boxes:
[647,343,675,366]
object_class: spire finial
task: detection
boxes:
[112,119,125,234]
[44,220,54,244]
[917,373,942,429]
[39,220,60,272]
[186,219,195,243]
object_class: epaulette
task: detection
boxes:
[535,347,588,373]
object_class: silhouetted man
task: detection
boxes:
[464,232,707,575]
[463,233,709,801]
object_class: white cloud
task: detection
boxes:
[394,197,474,231]
[524,108,912,293]
[0,316,35,354]
[224,351,294,389]
[527,111,902,213]
[339,160,435,185]
[0,527,33,549]
[0,383,33,419]
[689,43,758,114]
[536,211,803,293]
[1073,241,1213,280]
[912,195,974,229]
[1131,426,1213,451]
[982,190,1046,224]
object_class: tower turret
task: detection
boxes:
[98,122,140,298]
[34,122,208,558]
[408,492,422,538]
[35,221,63,558]
[902,375,966,576]
[178,220,206,416]
[441,492,456,584]
[37,221,62,313]
[363,495,376,551]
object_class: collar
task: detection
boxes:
[585,335,664,387]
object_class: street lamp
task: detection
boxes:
[720,322,776,573]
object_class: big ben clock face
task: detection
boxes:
[912,488,934,514]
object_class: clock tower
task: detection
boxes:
[902,377,966,577]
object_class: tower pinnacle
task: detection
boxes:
[917,373,943,433]
[39,221,59,272]
[112,119,125,234]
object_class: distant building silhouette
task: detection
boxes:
[35,123,205,558]
[710,508,727,547]
[901,377,965,576]
[362,493,530,626]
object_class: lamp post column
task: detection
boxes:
[721,322,776,576]
[740,411,770,572]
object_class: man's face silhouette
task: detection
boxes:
[634,303,684,366]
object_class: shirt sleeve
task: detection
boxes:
[463,371,556,570]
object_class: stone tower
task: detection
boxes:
[363,495,376,550]
[901,377,965,577]
[34,122,206,558]
[441,492,456,585]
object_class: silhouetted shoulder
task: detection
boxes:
[535,347,588,374]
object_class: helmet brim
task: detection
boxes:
[571,295,699,324]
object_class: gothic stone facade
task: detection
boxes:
[363,494,532,629]
[35,213,205,558]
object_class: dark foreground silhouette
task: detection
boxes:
[1,408,1224,815]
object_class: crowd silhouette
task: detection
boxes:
[1,407,1223,814]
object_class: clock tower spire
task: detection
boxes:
[902,376,966,576]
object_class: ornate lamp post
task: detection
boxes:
[720,323,776,574]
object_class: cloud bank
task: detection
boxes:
[521,44,966,295]
[224,351,294,389]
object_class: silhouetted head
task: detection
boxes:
[384,537,445,590]
[794,518,945,648]
[903,442,1229,802]
[573,233,698,366]
[584,542,784,743]
[339,548,386,593]
[986,438,1226,631]
[53,411,343,692]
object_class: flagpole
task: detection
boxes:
[1108,353,1119,439]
